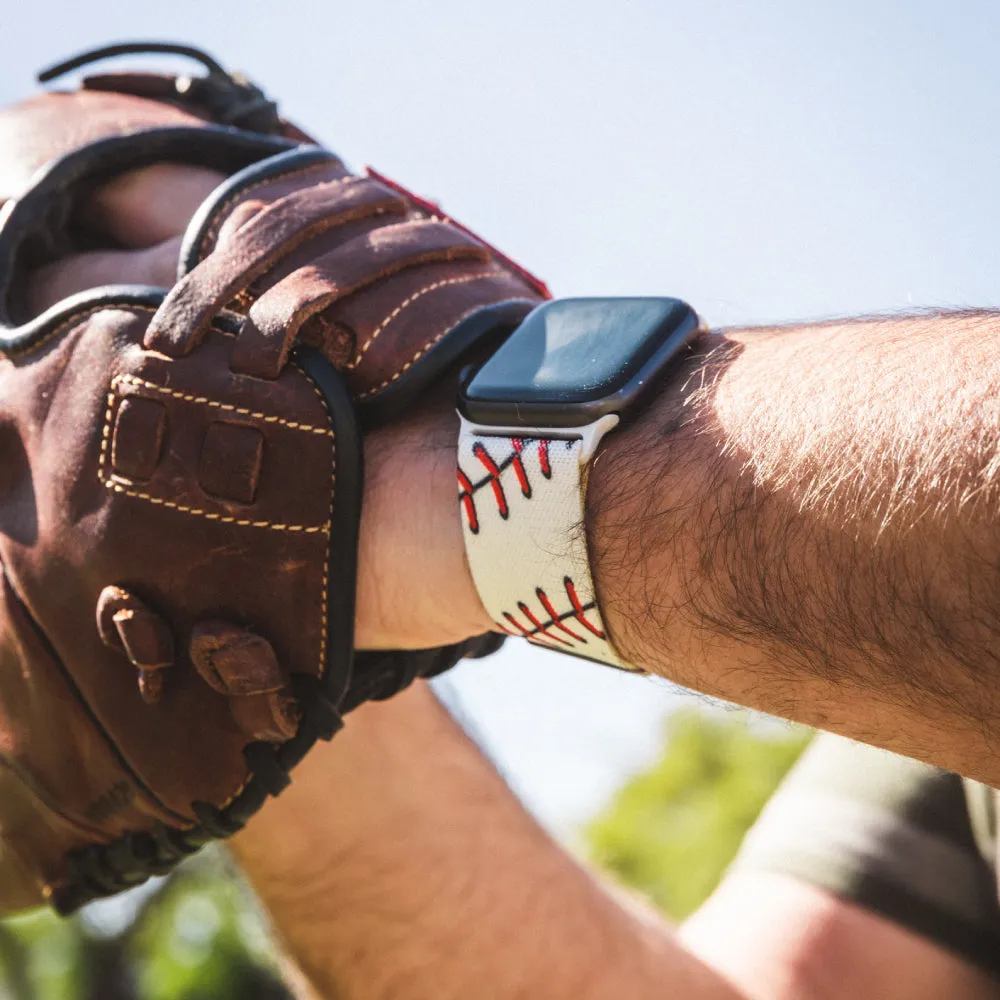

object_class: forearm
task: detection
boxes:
[230,684,741,1000]
[590,311,1000,781]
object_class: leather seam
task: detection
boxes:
[98,377,331,534]
[113,374,334,435]
[0,752,113,842]
[290,360,335,684]
[346,269,498,370]
[4,304,157,359]
[355,276,499,399]
[3,303,238,361]
[0,568,191,826]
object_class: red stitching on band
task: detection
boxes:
[510,439,532,498]
[502,611,560,649]
[538,440,552,479]
[457,467,479,533]
[536,588,586,643]
[465,439,556,499]
[498,589,602,646]
[564,577,606,639]
[517,601,571,647]
[473,442,509,518]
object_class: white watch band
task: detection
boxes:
[457,413,639,671]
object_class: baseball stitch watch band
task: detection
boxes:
[454,297,702,673]
[457,414,640,670]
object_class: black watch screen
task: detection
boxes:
[459,297,700,428]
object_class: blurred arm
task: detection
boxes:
[230,684,997,1000]
[231,683,737,1000]
[681,732,1000,999]
[682,871,1000,1000]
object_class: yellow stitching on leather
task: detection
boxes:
[4,304,157,359]
[290,360,336,680]
[99,374,331,533]
[356,288,510,400]
[347,270,497,369]
[99,479,330,533]
[98,390,116,482]
[115,375,333,435]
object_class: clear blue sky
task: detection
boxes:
[5,0,999,832]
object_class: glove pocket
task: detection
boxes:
[0,566,185,910]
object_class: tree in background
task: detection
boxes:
[585,708,811,920]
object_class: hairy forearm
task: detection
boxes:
[591,311,1000,781]
[230,685,740,1000]
[228,688,991,1000]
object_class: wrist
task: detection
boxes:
[453,297,702,671]
[355,396,494,650]
[585,341,719,671]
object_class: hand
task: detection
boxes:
[28,164,493,652]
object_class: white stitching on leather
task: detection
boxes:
[214,360,336,813]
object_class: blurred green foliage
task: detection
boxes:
[0,708,809,998]
[585,708,811,920]
[0,850,291,1000]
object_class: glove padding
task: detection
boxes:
[0,42,543,913]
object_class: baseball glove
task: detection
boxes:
[0,41,545,913]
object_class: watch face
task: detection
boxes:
[461,297,699,427]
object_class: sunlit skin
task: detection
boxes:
[34,165,1000,788]
[19,163,1000,998]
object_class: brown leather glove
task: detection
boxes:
[0,41,545,914]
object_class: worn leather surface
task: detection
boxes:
[0,52,545,913]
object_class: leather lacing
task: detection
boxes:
[56,634,502,912]
[37,41,283,134]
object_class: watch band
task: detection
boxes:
[457,415,640,671]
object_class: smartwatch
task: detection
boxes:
[457,296,701,670]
